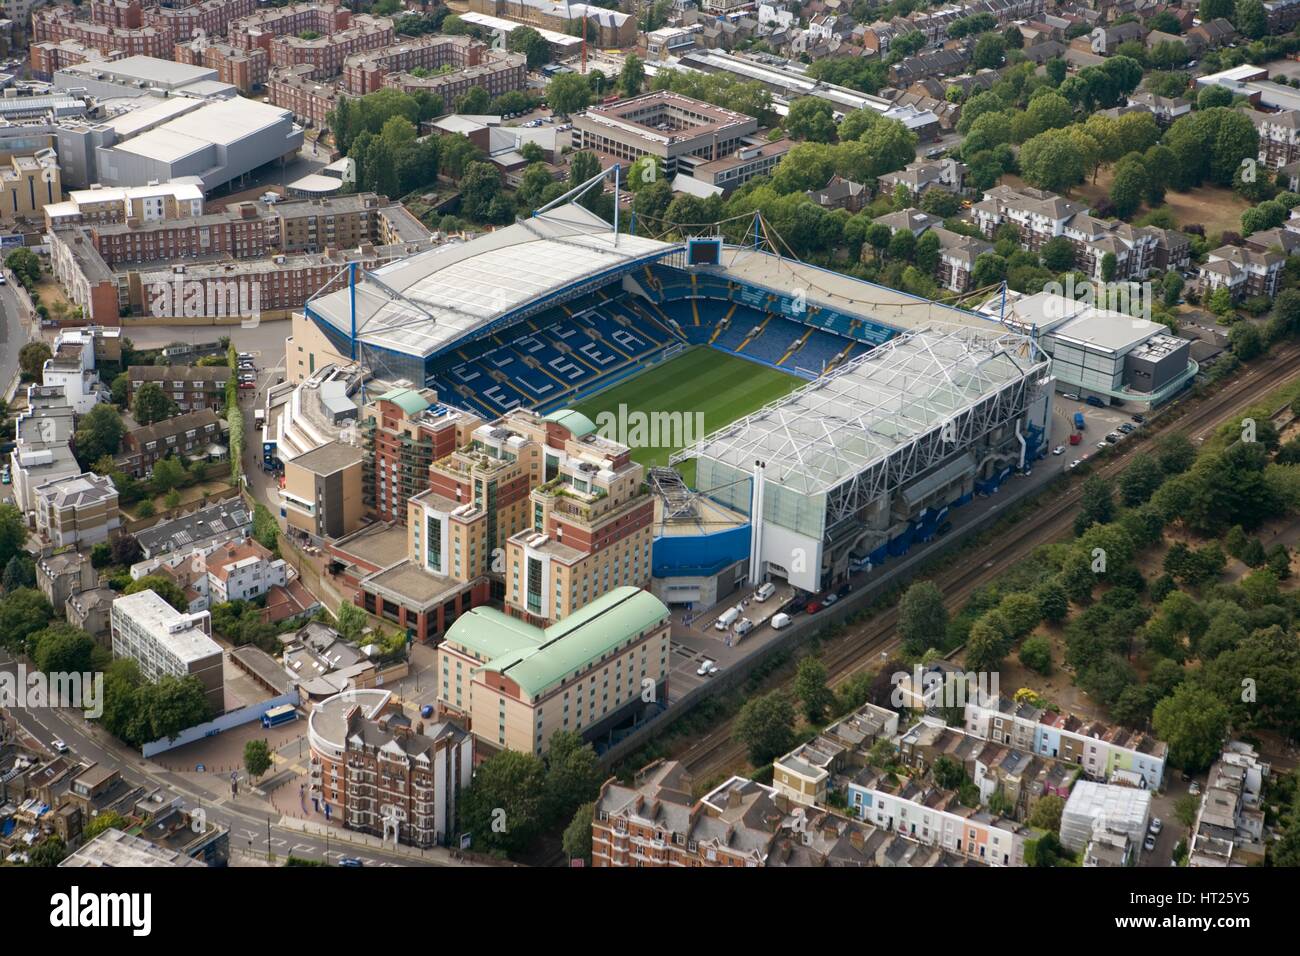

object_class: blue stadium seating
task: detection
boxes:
[425,269,875,415]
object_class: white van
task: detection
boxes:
[714,606,741,631]
[770,612,792,630]
[755,582,776,602]
[734,618,755,637]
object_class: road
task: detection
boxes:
[0,271,30,400]
[0,649,476,867]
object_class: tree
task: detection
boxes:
[794,656,832,722]
[253,503,280,555]
[2,554,34,592]
[244,739,272,779]
[973,33,1007,70]
[74,405,127,466]
[1234,0,1266,39]
[547,72,592,117]
[1040,236,1075,272]
[998,592,1042,639]
[1109,155,1149,219]
[1120,453,1165,506]
[129,382,175,428]
[1157,433,1196,475]
[5,247,40,287]
[0,588,53,654]
[27,835,67,868]
[1228,321,1264,360]
[733,692,796,765]
[542,731,603,824]
[1201,0,1235,19]
[1028,794,1065,833]
[19,341,51,380]
[30,623,95,674]
[966,610,1011,671]
[1019,635,1053,674]
[123,576,189,613]
[1036,580,1069,623]
[336,601,368,643]
[562,801,595,863]
[786,96,837,143]
[915,230,941,272]
[1074,476,1115,536]
[1152,684,1230,772]
[619,53,645,98]
[150,456,185,495]
[898,581,948,657]
[1019,128,1087,192]
[459,161,506,222]
[0,506,28,576]
[83,811,129,840]
[507,26,550,70]
[460,749,547,854]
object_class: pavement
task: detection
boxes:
[0,270,31,400]
[0,648,471,867]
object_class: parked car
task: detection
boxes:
[805,600,824,614]
[1105,433,1120,443]
[1143,834,1157,852]
[754,582,776,602]
[338,858,365,868]
[1189,781,1201,796]
[823,592,839,607]
[1068,459,1082,470]
[1118,423,1135,434]
[1131,414,1146,424]
[770,612,792,630]
[734,618,755,638]
[1052,445,1065,455]
[1149,817,1163,835]
[50,738,68,754]
[1086,396,1106,408]
[1062,392,1080,401]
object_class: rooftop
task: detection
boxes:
[60,827,208,867]
[305,204,674,360]
[135,497,251,557]
[110,589,221,665]
[444,586,669,698]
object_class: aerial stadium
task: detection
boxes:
[293,185,1053,601]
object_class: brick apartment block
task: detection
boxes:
[174,39,268,93]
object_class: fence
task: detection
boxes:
[141,691,299,758]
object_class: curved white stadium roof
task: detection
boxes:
[306,205,676,359]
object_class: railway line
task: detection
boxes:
[678,343,1300,780]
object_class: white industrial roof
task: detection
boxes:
[307,204,676,358]
[101,96,204,137]
[1053,310,1165,355]
[674,325,1044,495]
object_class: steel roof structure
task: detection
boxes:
[673,324,1048,523]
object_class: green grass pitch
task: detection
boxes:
[572,347,803,480]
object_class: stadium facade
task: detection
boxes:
[292,204,1052,604]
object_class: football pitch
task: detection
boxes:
[572,347,803,479]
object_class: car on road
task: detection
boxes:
[1086,396,1106,407]
[0,274,6,285]
[1,467,9,485]
[1118,423,1135,434]
[338,858,365,867]
[1068,459,1082,470]
[925,147,945,159]
[1105,433,1121,443]
[1061,392,1080,401]
[1069,433,1081,445]
[1143,834,1157,852]
[823,592,839,607]
[50,738,68,754]
[1052,445,1065,455]
[420,704,434,718]
[1149,817,1163,835]
[771,612,792,629]
[805,599,824,614]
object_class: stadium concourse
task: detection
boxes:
[289,202,1053,600]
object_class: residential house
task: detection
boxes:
[1198,245,1285,301]
[116,409,226,479]
[877,159,967,199]
[805,175,868,212]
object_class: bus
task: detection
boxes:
[261,704,298,729]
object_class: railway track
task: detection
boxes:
[678,343,1300,780]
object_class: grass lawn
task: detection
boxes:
[572,347,802,478]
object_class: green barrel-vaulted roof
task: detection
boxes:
[379,387,431,417]
[444,586,668,699]
[542,408,598,438]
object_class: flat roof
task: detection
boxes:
[111,589,221,665]
[289,440,363,476]
[62,55,216,88]
[60,827,208,867]
[1053,311,1164,355]
[306,204,675,359]
[111,97,296,161]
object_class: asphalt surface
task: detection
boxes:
[0,272,29,400]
